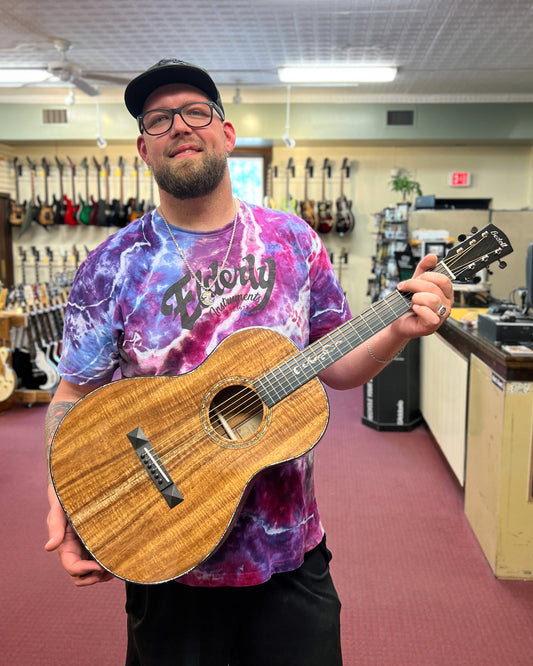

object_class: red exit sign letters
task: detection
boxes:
[448,172,471,187]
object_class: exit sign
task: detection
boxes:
[449,172,471,187]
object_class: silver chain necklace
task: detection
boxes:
[159,198,239,307]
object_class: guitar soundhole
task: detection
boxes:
[207,383,266,447]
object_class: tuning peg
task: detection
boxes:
[472,276,481,284]
[470,226,478,233]
[498,260,507,269]
[458,234,466,242]
[486,268,493,276]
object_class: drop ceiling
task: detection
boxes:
[0,0,532,103]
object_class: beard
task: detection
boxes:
[152,150,228,200]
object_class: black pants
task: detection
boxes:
[125,536,342,666]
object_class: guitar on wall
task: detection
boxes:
[18,157,41,237]
[91,157,107,226]
[299,157,318,230]
[78,157,92,225]
[335,157,355,236]
[316,158,333,234]
[53,157,67,225]
[9,157,25,227]
[39,158,54,228]
[49,224,513,584]
[64,156,80,226]
[263,161,277,209]
[129,156,145,222]
[281,157,297,214]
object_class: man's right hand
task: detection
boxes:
[45,484,114,586]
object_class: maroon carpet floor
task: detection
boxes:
[2,386,533,665]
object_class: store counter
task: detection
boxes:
[420,313,533,579]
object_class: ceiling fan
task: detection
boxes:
[41,38,130,96]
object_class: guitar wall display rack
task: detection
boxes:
[49,224,513,584]
[8,155,158,234]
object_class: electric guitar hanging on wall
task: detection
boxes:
[9,157,25,227]
[299,157,317,230]
[18,157,42,237]
[64,156,80,226]
[281,157,297,214]
[317,158,333,234]
[49,224,513,584]
[53,157,67,225]
[39,158,54,228]
[335,157,355,236]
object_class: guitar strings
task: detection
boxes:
[185,241,503,427]
[151,240,503,458]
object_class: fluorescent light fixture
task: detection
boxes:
[278,66,397,84]
[0,69,52,85]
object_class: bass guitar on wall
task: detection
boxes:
[49,224,513,584]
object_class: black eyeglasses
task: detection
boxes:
[137,102,224,135]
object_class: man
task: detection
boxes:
[45,59,453,665]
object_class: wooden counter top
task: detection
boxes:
[438,317,533,382]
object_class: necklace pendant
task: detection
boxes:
[200,287,215,306]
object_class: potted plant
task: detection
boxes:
[389,169,423,202]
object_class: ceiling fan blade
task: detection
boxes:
[82,71,131,85]
[70,75,99,97]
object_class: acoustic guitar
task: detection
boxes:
[50,224,513,584]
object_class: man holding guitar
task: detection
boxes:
[44,58,453,666]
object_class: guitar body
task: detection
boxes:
[300,199,318,229]
[317,200,333,234]
[19,202,40,237]
[38,201,54,227]
[51,327,329,584]
[9,200,25,226]
[335,196,355,235]
[78,198,92,225]
[0,346,16,402]
[63,195,79,226]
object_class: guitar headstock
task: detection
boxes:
[441,224,513,281]
[67,155,76,175]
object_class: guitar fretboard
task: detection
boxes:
[255,262,451,408]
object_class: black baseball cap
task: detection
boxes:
[124,58,225,119]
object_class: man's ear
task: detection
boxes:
[137,134,148,165]
[223,121,237,154]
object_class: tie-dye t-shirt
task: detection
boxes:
[58,201,351,587]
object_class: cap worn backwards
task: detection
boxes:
[124,58,225,119]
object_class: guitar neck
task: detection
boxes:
[255,289,409,406]
[255,260,450,406]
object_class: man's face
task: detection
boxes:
[137,83,236,200]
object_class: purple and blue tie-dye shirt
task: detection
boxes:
[58,201,351,586]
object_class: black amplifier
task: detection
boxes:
[477,313,533,345]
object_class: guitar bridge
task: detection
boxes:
[127,426,183,509]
